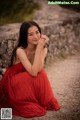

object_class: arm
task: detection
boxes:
[37,35,49,72]
[16,35,49,76]
[38,47,47,72]
[31,36,48,74]
[16,44,44,77]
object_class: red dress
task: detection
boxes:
[0,62,60,118]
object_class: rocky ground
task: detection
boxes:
[33,0,80,26]
[12,54,80,120]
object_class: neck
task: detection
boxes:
[26,44,36,52]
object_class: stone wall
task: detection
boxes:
[42,19,80,64]
[0,18,80,79]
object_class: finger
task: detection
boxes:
[41,35,49,42]
[41,35,46,39]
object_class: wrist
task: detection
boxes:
[37,43,44,49]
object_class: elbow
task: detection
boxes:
[31,66,38,77]
[38,67,43,72]
[31,69,38,77]
[31,72,38,77]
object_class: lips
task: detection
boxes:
[33,40,38,41]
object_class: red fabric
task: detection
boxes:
[0,63,60,118]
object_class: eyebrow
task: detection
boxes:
[28,30,39,34]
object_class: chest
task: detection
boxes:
[25,50,35,65]
[14,51,35,65]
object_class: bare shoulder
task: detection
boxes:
[16,47,25,55]
[15,47,34,75]
[16,47,27,61]
[16,47,24,52]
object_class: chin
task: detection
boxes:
[33,41,38,45]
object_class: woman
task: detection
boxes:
[0,21,60,118]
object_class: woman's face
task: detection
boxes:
[27,26,41,45]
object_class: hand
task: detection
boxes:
[37,35,49,51]
[38,35,49,47]
[41,35,49,45]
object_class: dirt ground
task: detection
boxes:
[11,54,80,120]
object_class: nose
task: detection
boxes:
[34,34,38,39]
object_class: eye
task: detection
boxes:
[36,31,39,34]
[28,33,33,36]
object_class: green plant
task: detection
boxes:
[0,0,40,25]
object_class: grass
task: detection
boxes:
[0,0,40,26]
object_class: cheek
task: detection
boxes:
[38,33,41,38]
[28,36,33,41]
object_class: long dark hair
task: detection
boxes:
[9,21,41,67]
